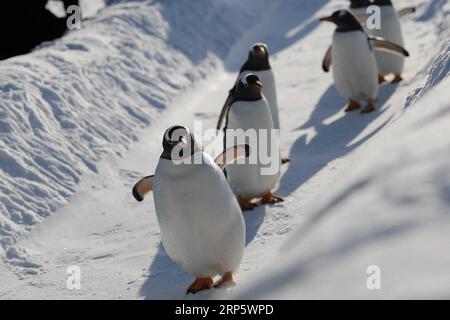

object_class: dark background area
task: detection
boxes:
[0,0,79,60]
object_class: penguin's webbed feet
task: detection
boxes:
[213,272,236,289]
[345,99,361,112]
[392,74,403,83]
[261,192,284,205]
[186,277,214,295]
[378,74,387,84]
[237,196,258,211]
[281,157,291,164]
[361,100,376,114]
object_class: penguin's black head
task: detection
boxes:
[349,0,391,7]
[250,43,268,59]
[372,0,392,6]
[161,125,196,160]
[320,9,363,32]
[349,0,372,8]
[234,73,263,101]
[241,43,271,72]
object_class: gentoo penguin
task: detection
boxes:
[320,10,409,113]
[217,43,290,164]
[132,125,248,294]
[349,0,414,83]
[221,43,279,130]
[222,73,283,210]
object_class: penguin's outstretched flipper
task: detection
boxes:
[216,90,236,130]
[398,7,416,18]
[322,45,332,72]
[132,175,154,202]
[369,36,410,57]
[214,144,250,170]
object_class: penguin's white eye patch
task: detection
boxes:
[241,77,249,87]
[164,126,188,145]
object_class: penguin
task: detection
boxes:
[220,73,283,211]
[132,125,248,294]
[349,1,416,23]
[217,43,290,164]
[348,0,414,83]
[320,10,409,113]
[234,43,280,130]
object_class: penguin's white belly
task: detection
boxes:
[372,7,405,75]
[153,154,245,277]
[351,6,405,74]
[239,70,279,129]
[226,99,280,198]
[332,31,378,101]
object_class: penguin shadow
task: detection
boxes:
[243,205,266,246]
[417,0,447,22]
[278,83,398,197]
[139,243,191,300]
[139,205,266,299]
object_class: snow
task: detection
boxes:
[0,0,270,264]
[47,0,105,18]
[0,0,449,299]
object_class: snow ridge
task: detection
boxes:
[234,0,450,299]
[405,0,450,108]
[0,0,271,259]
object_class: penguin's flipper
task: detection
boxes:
[214,144,250,170]
[132,175,154,202]
[216,90,235,131]
[398,7,416,18]
[322,45,332,72]
[369,37,410,57]
[354,14,365,25]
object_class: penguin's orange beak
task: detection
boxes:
[319,16,335,23]
[255,80,263,88]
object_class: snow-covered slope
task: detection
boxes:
[0,0,271,261]
[234,1,450,300]
[0,0,449,299]
[238,58,450,300]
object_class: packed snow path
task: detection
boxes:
[0,0,448,298]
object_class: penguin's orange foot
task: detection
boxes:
[261,192,284,205]
[378,75,387,84]
[213,272,235,289]
[345,99,361,112]
[186,277,213,295]
[237,196,257,211]
[281,157,291,164]
[392,74,403,83]
[361,100,376,114]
